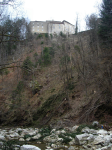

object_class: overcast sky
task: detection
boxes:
[22,0,102,31]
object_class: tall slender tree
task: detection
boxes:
[99,0,112,45]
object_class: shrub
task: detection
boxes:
[59,134,71,144]
[22,56,33,77]
[50,34,53,39]
[45,33,48,38]
[42,47,51,66]
[0,68,9,75]
[37,34,43,39]
[41,41,44,45]
[31,80,42,95]
[12,81,24,100]
[60,31,66,38]
[66,82,75,90]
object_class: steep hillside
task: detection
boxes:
[0,32,112,127]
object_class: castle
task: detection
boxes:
[29,20,75,35]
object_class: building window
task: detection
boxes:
[42,26,43,28]
[59,25,60,29]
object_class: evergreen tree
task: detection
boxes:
[99,0,112,45]
[75,16,78,35]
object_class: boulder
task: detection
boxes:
[92,136,105,145]
[97,130,108,136]
[20,145,41,150]
[92,121,99,126]
[82,127,90,133]
[87,134,95,142]
[75,133,89,145]
[68,146,76,150]
[10,132,19,138]
[19,138,25,141]
[32,134,41,140]
[0,135,5,140]
[71,126,79,132]
[61,130,66,134]
[90,129,98,135]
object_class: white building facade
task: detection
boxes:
[29,20,75,35]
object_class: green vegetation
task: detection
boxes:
[50,34,53,39]
[66,81,75,90]
[0,68,9,75]
[37,34,43,39]
[22,56,33,77]
[31,80,42,95]
[33,93,66,121]
[2,140,17,150]
[38,47,55,67]
[43,47,51,65]
[24,134,32,140]
[45,33,49,38]
[30,49,34,53]
[58,124,98,144]
[12,81,24,100]
[41,41,44,45]
[76,124,98,132]
[51,88,55,93]
[1,140,27,150]
[99,0,112,45]
[33,52,38,57]
[60,31,66,38]
[59,134,71,144]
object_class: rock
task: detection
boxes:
[0,135,5,140]
[92,136,105,145]
[97,130,108,135]
[61,130,66,134]
[43,135,58,143]
[68,146,76,150]
[26,138,31,141]
[32,134,41,140]
[50,129,56,133]
[10,132,19,138]
[57,138,63,142]
[20,145,41,150]
[45,148,54,150]
[71,126,79,132]
[87,134,95,142]
[92,147,96,150]
[19,138,25,141]
[104,135,111,146]
[87,144,92,148]
[51,144,57,148]
[82,145,89,149]
[0,141,3,146]
[55,130,61,135]
[75,133,89,145]
[69,139,75,145]
[90,129,98,135]
[82,127,90,133]
[92,121,99,126]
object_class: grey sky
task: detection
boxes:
[23,0,102,31]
